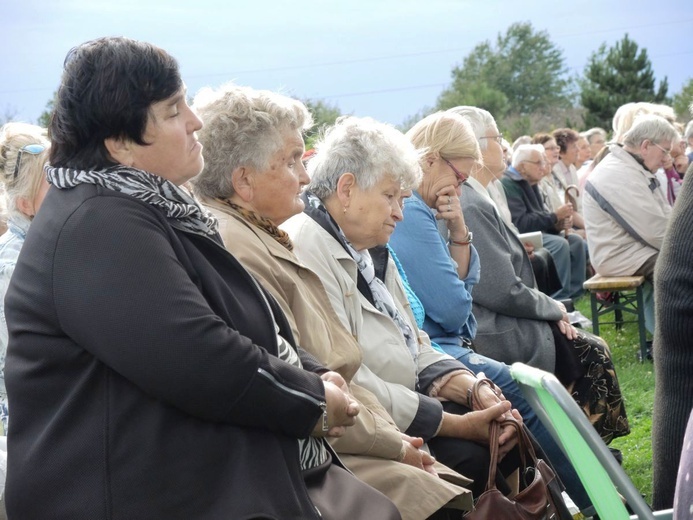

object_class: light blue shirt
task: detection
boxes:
[0,216,31,434]
[389,191,480,360]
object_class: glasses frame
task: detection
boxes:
[651,141,672,157]
[523,159,547,166]
[479,134,504,145]
[442,157,469,183]
[12,144,46,180]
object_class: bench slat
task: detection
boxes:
[583,274,646,291]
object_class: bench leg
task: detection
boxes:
[635,286,648,363]
[590,292,600,336]
[614,292,623,330]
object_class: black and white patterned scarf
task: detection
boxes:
[45,165,218,236]
[305,192,419,366]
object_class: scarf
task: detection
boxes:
[45,165,218,236]
[305,192,419,365]
[218,199,293,251]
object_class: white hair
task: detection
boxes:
[446,106,497,150]
[308,116,422,199]
[622,115,678,148]
[511,144,545,168]
[581,127,607,144]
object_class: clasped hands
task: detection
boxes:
[312,371,360,438]
[438,372,522,459]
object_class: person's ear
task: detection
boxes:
[16,196,35,219]
[104,136,135,167]
[231,166,253,202]
[335,172,357,210]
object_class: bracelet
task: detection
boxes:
[449,226,473,246]
[320,401,329,432]
[467,378,502,410]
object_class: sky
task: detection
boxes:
[2,0,692,128]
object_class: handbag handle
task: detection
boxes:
[482,419,537,491]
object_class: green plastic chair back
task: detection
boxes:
[510,362,672,520]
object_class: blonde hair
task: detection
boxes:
[0,122,50,221]
[612,102,676,143]
[406,111,481,165]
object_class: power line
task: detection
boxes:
[1,18,690,96]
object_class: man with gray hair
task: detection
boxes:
[583,114,678,336]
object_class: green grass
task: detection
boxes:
[574,296,654,505]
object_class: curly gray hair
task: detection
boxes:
[307,116,422,199]
[191,84,313,200]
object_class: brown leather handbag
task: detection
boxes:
[464,419,567,520]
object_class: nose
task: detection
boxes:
[187,106,203,133]
[298,160,310,186]
[392,201,403,221]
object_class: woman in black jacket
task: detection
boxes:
[3,37,399,520]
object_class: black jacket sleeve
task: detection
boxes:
[51,195,325,439]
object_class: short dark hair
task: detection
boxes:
[552,128,579,154]
[49,37,183,170]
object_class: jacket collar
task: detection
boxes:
[301,191,377,306]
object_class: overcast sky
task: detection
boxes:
[2,0,692,127]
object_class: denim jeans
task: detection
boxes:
[445,343,591,510]
[543,233,586,301]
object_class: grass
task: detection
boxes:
[574,295,655,505]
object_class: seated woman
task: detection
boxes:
[3,37,399,520]
[191,84,473,520]
[283,116,525,499]
[383,112,592,510]
[448,106,629,444]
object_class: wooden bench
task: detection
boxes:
[583,274,648,362]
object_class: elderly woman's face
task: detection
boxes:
[341,175,404,250]
[577,137,591,162]
[128,88,204,185]
[542,139,560,166]
[250,128,308,225]
[560,139,579,166]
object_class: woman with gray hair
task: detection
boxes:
[192,85,472,520]
[284,115,527,500]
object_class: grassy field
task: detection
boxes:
[574,295,655,505]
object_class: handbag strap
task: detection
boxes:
[482,419,538,491]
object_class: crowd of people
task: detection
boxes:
[0,36,690,519]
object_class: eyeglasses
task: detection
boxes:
[12,144,46,180]
[480,134,504,145]
[442,158,469,183]
[544,145,560,151]
[523,159,546,166]
[651,142,672,157]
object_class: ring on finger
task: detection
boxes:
[448,204,452,212]
[448,196,452,204]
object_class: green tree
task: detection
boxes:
[437,22,572,121]
[37,91,58,128]
[0,106,18,126]
[672,78,693,120]
[581,34,668,130]
[301,98,342,149]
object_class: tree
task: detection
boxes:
[672,78,693,121]
[581,34,668,130]
[0,106,18,127]
[301,98,342,149]
[437,22,572,124]
[37,91,58,128]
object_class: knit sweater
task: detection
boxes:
[652,171,693,509]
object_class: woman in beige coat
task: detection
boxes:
[191,84,473,520]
